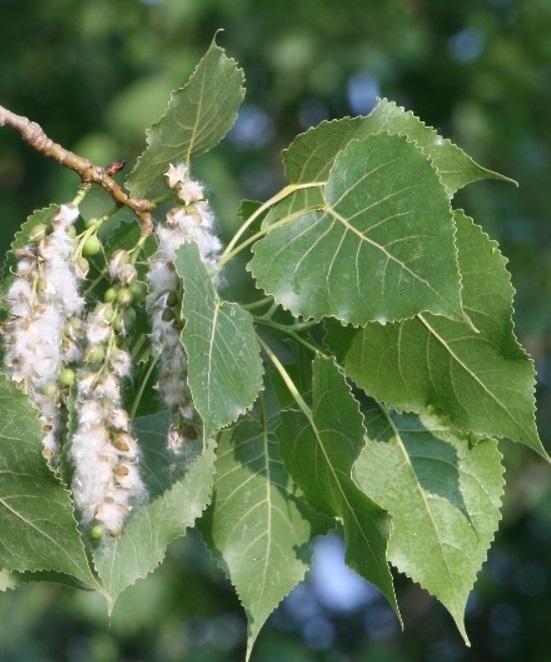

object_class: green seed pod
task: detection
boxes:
[166,290,179,307]
[82,235,102,256]
[117,288,133,306]
[112,313,124,334]
[42,383,57,399]
[90,524,103,540]
[129,281,147,302]
[59,367,75,387]
[162,306,175,322]
[85,345,105,364]
[28,223,48,243]
[104,287,118,303]
[67,225,77,239]
[123,307,136,330]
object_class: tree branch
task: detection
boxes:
[0,104,154,234]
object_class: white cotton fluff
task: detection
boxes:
[70,375,147,536]
[70,382,146,534]
[70,266,146,536]
[108,249,137,285]
[3,203,83,460]
[146,163,222,451]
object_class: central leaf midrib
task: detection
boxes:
[377,407,461,615]
[416,314,526,436]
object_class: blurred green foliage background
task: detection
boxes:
[0,0,550,660]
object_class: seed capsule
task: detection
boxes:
[104,287,118,303]
[85,345,105,364]
[118,263,137,285]
[76,256,90,278]
[42,383,57,398]
[111,433,130,452]
[130,281,147,302]
[162,307,175,322]
[117,288,133,306]
[83,235,102,256]
[59,367,75,387]
[90,524,103,540]
[114,464,129,477]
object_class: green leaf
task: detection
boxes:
[354,403,504,643]
[278,356,399,616]
[283,98,514,198]
[334,211,546,457]
[201,393,327,660]
[261,97,514,232]
[127,37,245,197]
[176,242,264,436]
[0,375,98,589]
[94,412,216,605]
[249,133,462,325]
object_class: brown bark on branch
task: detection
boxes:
[0,104,154,234]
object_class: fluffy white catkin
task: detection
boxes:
[70,261,146,536]
[146,163,221,451]
[3,204,83,459]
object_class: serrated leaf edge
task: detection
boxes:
[356,426,506,646]
[248,131,463,328]
[94,437,217,608]
[127,31,246,196]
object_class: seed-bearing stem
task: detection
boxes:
[0,104,154,235]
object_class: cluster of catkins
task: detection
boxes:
[70,250,147,536]
[3,202,148,536]
[147,163,221,451]
[3,204,84,460]
[3,163,222,536]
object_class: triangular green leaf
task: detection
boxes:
[127,36,245,197]
[332,210,546,457]
[354,403,504,643]
[0,375,99,590]
[175,242,264,437]
[94,413,216,606]
[283,98,513,198]
[277,356,399,617]
[261,97,514,230]
[249,133,462,325]
[201,393,327,660]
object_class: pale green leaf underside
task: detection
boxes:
[201,395,325,660]
[0,375,97,589]
[278,356,399,617]
[94,413,216,605]
[176,242,264,436]
[249,133,462,325]
[333,211,545,457]
[354,404,504,642]
[127,37,245,197]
